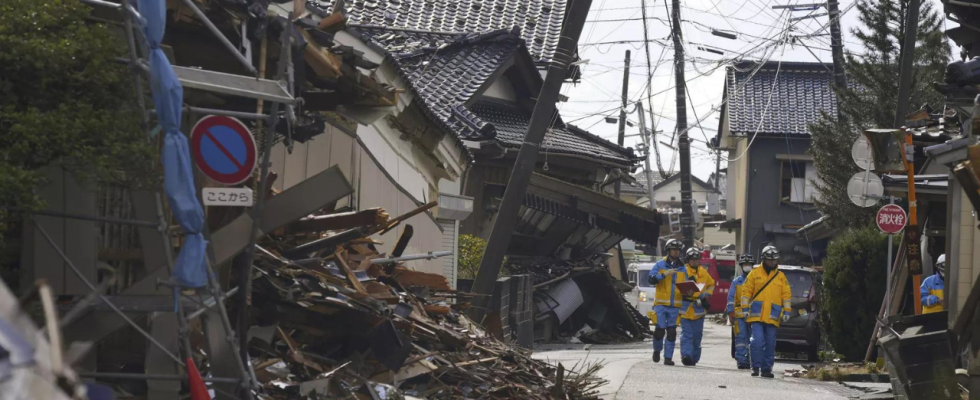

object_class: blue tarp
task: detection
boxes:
[138,0,208,288]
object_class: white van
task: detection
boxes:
[626,262,658,324]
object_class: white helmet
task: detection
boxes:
[761,245,780,260]
[937,254,946,268]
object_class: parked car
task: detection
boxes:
[774,265,823,361]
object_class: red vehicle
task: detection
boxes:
[698,250,737,314]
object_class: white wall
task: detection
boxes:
[651,179,710,206]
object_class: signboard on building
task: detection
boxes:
[202,187,254,206]
[876,204,907,234]
[190,115,257,185]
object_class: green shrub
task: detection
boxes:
[457,234,507,279]
[820,225,888,361]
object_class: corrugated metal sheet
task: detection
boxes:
[535,279,584,324]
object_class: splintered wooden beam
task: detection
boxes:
[334,250,367,294]
[380,201,437,235]
[301,30,343,78]
[317,11,345,30]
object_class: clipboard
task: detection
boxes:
[675,281,705,297]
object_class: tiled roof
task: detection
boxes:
[310,0,568,64]
[349,26,463,54]
[354,27,635,166]
[373,28,523,142]
[468,102,636,166]
[726,61,837,136]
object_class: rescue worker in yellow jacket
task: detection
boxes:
[727,253,755,369]
[679,247,715,366]
[647,239,687,366]
[921,254,946,314]
[741,245,791,378]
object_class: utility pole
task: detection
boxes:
[615,50,631,198]
[893,0,921,127]
[469,0,593,324]
[671,0,696,247]
[612,51,631,282]
[827,0,848,94]
[637,102,658,210]
[894,0,922,314]
[774,2,846,120]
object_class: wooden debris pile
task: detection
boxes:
[241,205,606,399]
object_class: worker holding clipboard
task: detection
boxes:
[676,248,715,366]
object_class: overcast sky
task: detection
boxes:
[562,0,953,181]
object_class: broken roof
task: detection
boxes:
[723,61,837,137]
[468,101,637,166]
[355,26,637,167]
[311,0,568,65]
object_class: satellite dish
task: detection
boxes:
[846,172,884,207]
[851,136,874,170]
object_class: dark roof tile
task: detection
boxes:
[469,102,636,166]
[311,0,568,64]
[726,61,838,136]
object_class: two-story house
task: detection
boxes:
[714,61,832,264]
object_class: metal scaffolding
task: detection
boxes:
[15,0,301,398]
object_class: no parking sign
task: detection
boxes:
[190,115,257,185]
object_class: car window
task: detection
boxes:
[638,269,652,287]
[783,270,813,298]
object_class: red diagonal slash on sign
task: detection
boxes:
[202,129,245,170]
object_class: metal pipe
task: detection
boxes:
[186,287,239,321]
[78,0,122,9]
[186,106,268,120]
[177,0,257,76]
[79,372,240,384]
[31,219,185,367]
[370,251,453,264]
[5,207,158,229]
[57,267,117,329]
[121,0,150,128]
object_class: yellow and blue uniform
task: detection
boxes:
[647,256,686,360]
[679,264,715,364]
[727,274,750,367]
[741,265,791,373]
[920,273,944,314]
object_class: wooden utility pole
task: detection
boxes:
[615,50,631,198]
[774,2,847,120]
[469,0,594,324]
[671,0,695,247]
[613,50,631,280]
[893,0,921,127]
[827,0,847,93]
[894,0,922,314]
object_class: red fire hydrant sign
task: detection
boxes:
[876,204,907,234]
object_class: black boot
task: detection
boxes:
[737,364,750,370]
[762,370,774,378]
[751,369,760,377]
[681,356,694,366]
[663,358,675,366]
[652,351,661,363]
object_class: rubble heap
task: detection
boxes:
[234,212,606,399]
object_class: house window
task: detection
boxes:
[780,160,820,204]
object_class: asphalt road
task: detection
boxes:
[533,321,866,400]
